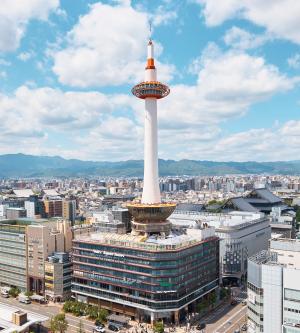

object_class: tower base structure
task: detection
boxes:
[127,202,176,235]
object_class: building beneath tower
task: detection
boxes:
[72,225,219,323]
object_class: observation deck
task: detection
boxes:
[132,81,170,99]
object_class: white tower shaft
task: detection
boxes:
[142,42,161,204]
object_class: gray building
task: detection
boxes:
[44,252,72,301]
[6,208,26,220]
[248,239,300,333]
[0,222,27,290]
[170,211,271,284]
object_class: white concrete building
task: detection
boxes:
[170,211,271,283]
[24,201,35,218]
[248,238,300,333]
[0,204,8,218]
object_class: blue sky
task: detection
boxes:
[0,0,299,162]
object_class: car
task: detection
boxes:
[94,327,105,333]
[108,324,119,332]
[241,300,247,306]
[241,324,247,331]
[196,323,206,330]
[231,299,238,305]
[95,321,104,328]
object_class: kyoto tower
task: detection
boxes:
[127,39,176,235]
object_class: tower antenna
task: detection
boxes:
[148,19,152,40]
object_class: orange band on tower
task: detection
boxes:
[146,58,155,69]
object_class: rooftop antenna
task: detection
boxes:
[148,19,152,41]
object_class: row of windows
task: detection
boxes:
[285,288,300,303]
[72,279,218,310]
[72,254,217,278]
[73,258,217,287]
[73,241,217,261]
[248,306,264,320]
[248,282,264,295]
[73,248,217,269]
[284,307,300,314]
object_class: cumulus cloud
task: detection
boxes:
[224,26,270,50]
[0,85,135,137]
[159,43,297,130]
[18,51,34,62]
[0,83,299,162]
[288,54,300,69]
[160,120,300,162]
[52,2,174,87]
[0,0,60,52]
[196,0,300,44]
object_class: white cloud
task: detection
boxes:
[0,86,136,131]
[151,7,177,26]
[0,59,11,66]
[18,51,34,62]
[0,0,60,52]
[159,121,300,162]
[76,117,143,161]
[0,82,299,162]
[224,26,270,50]
[159,44,297,130]
[196,0,300,44]
[52,2,174,87]
[0,85,142,160]
[288,54,300,69]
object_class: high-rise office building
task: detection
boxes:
[62,199,76,224]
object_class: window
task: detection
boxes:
[285,288,300,302]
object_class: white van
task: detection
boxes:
[18,295,31,304]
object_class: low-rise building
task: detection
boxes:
[170,211,270,284]
[0,303,48,333]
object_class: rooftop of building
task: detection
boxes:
[270,237,300,252]
[0,302,48,333]
[0,218,59,226]
[170,210,266,231]
[74,226,216,252]
[220,188,290,213]
[248,250,277,265]
[250,239,300,269]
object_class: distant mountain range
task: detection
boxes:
[0,153,300,177]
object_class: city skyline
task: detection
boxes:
[0,0,299,162]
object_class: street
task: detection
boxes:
[0,289,247,333]
[0,297,97,333]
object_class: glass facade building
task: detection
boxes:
[72,231,219,322]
